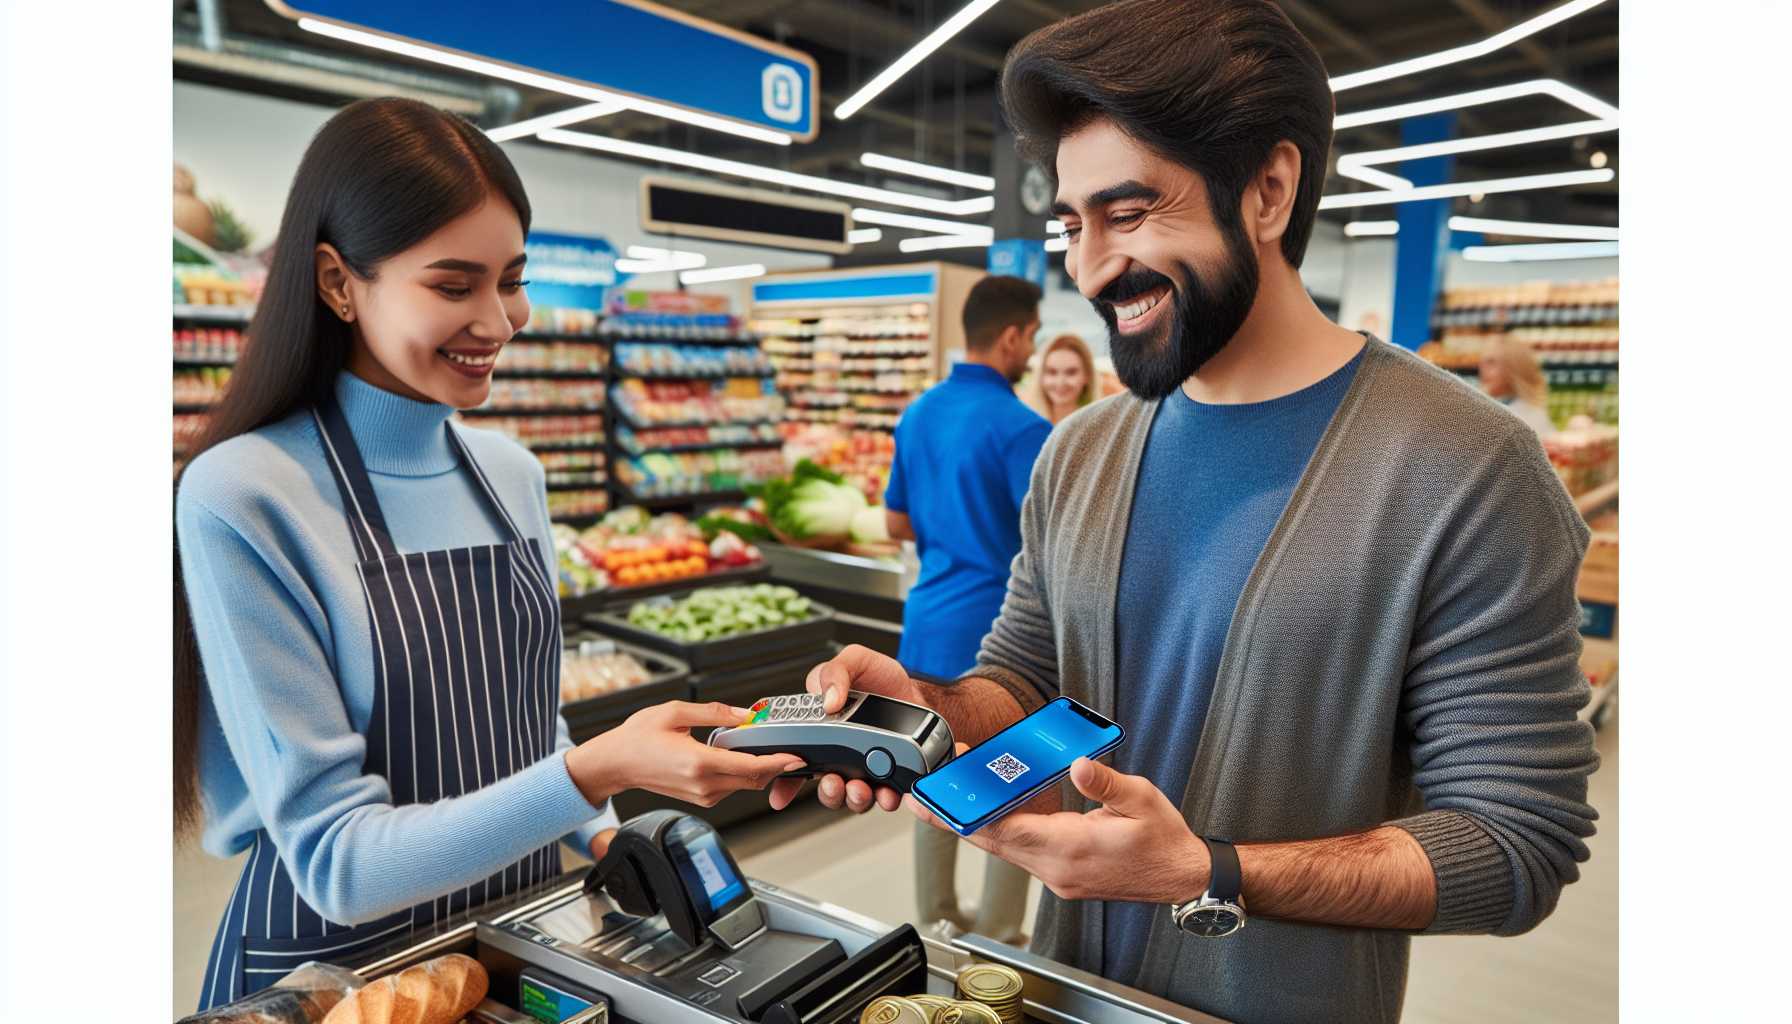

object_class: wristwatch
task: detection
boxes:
[1171,837,1247,938]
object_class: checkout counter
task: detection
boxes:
[186,812,1225,1024]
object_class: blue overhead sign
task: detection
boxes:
[524,231,626,311]
[267,0,820,140]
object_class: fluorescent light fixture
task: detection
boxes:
[1335,117,1617,191]
[615,252,706,273]
[1344,220,1400,237]
[1329,0,1610,92]
[625,246,705,261]
[1334,79,1618,132]
[848,228,884,244]
[1318,168,1614,210]
[860,153,994,191]
[296,17,794,145]
[538,128,993,217]
[849,207,992,238]
[1462,241,1618,262]
[486,101,622,142]
[835,0,1003,120]
[1449,216,1619,241]
[680,263,767,284]
[1045,219,1065,234]
[899,234,993,253]
[1044,236,1069,253]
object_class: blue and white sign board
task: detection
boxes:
[752,270,939,306]
[524,232,626,311]
[267,0,820,140]
[988,239,1048,290]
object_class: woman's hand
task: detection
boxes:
[565,701,805,809]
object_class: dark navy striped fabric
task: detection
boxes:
[197,398,562,1010]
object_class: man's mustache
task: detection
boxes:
[1095,267,1177,308]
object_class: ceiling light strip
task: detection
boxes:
[898,234,994,253]
[538,128,993,217]
[680,263,768,284]
[1461,241,1618,262]
[847,228,884,244]
[860,153,994,191]
[1335,79,1619,132]
[297,17,794,145]
[1343,221,1400,237]
[834,0,1004,120]
[850,207,992,237]
[1449,216,1618,241]
[1328,0,1611,93]
[486,101,624,142]
[1317,168,1615,210]
[1044,235,1068,253]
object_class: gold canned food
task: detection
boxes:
[908,993,958,1022]
[936,1002,1005,1024]
[954,964,1023,1003]
[860,995,932,1024]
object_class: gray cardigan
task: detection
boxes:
[970,338,1599,1023]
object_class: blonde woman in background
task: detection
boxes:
[1479,336,1555,436]
[1021,333,1102,425]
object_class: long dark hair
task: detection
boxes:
[174,97,533,839]
[1001,0,1334,268]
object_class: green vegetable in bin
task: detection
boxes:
[626,584,815,642]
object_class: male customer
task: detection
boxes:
[772,3,1600,1021]
[884,275,1050,945]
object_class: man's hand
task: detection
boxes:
[768,645,924,814]
[907,756,1208,904]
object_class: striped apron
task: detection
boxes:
[197,397,563,1010]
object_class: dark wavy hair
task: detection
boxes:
[173,97,532,839]
[1001,0,1334,267]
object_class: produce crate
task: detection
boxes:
[557,634,692,744]
[560,563,771,619]
[585,587,836,672]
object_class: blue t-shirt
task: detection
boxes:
[1101,346,1364,982]
[885,363,1052,677]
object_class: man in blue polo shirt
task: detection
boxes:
[883,275,1052,944]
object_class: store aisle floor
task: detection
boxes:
[171,719,1617,1020]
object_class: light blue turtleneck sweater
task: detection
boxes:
[177,372,616,926]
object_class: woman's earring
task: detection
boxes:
[341,304,350,318]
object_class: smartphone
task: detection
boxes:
[910,696,1124,836]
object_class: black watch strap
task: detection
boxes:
[1201,836,1242,902]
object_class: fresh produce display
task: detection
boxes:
[553,523,604,597]
[697,506,774,543]
[615,343,773,377]
[560,639,655,702]
[498,340,607,374]
[175,367,230,407]
[473,379,604,412]
[611,378,785,427]
[780,423,896,503]
[625,584,815,643]
[468,413,604,449]
[569,507,764,591]
[616,421,782,454]
[174,326,246,363]
[614,448,785,499]
[748,459,869,542]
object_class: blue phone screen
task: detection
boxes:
[913,698,1122,830]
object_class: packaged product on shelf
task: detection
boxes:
[615,448,786,499]
[174,366,232,407]
[174,266,257,308]
[610,378,786,427]
[466,413,605,449]
[616,421,782,454]
[173,326,246,363]
[546,488,609,520]
[525,306,602,336]
[499,340,607,373]
[614,343,772,378]
[478,379,604,411]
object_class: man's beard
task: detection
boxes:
[1093,227,1260,400]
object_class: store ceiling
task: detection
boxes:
[173,1,1620,247]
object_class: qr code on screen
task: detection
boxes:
[987,753,1029,784]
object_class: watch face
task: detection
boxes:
[1183,905,1243,937]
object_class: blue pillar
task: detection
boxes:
[1389,112,1457,350]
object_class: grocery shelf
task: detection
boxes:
[174,403,217,413]
[552,512,607,528]
[172,304,254,324]
[173,357,239,368]
[619,439,784,456]
[461,405,604,416]
[613,485,748,510]
[525,440,607,453]
[515,331,608,342]
[614,369,777,380]
[545,479,609,492]
[614,409,784,432]
[492,368,608,380]
[605,333,761,347]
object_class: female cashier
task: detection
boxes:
[174,98,805,1011]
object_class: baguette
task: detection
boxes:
[321,954,488,1024]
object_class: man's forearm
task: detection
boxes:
[915,674,1025,747]
[1228,825,1437,930]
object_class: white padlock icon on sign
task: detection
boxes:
[762,63,802,124]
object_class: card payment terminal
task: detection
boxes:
[707,692,955,791]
